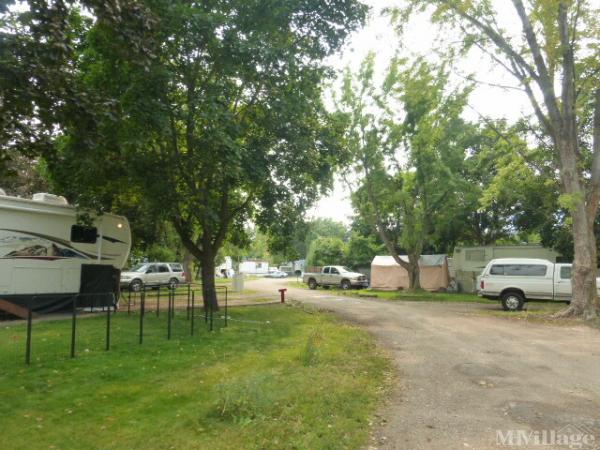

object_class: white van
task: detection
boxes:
[477,258,600,311]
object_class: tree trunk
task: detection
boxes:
[183,249,194,283]
[407,256,421,291]
[200,253,219,311]
[562,205,598,318]
[554,135,599,319]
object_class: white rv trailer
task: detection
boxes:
[0,191,131,313]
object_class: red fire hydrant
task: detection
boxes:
[279,288,287,303]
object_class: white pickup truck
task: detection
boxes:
[303,266,369,290]
[478,258,600,311]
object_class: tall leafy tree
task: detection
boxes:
[49,0,367,308]
[396,0,600,317]
[344,233,382,270]
[0,0,155,175]
[307,236,346,267]
[338,55,473,289]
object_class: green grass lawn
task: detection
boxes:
[289,281,487,303]
[0,306,391,450]
[341,288,484,303]
[471,301,600,325]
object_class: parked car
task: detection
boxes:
[303,266,368,290]
[265,270,287,278]
[120,262,186,291]
[477,258,600,311]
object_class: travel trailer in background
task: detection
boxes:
[216,256,235,278]
[238,260,270,275]
[0,191,131,313]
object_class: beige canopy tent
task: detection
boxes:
[370,255,450,291]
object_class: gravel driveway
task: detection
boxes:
[248,277,600,450]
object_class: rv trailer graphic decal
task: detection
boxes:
[0,229,115,261]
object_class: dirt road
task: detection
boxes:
[248,277,600,450]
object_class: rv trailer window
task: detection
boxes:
[71,225,97,244]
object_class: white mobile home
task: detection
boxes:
[0,191,131,313]
[238,260,269,275]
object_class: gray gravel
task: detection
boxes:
[249,278,600,450]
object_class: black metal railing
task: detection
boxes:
[4,283,230,366]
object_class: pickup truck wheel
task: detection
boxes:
[501,291,524,311]
[308,279,318,290]
[340,279,351,290]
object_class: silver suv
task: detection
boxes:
[120,262,186,291]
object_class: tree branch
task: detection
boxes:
[361,159,411,270]
[511,0,562,125]
[441,0,538,81]
[173,216,204,260]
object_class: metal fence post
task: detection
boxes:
[127,289,131,315]
[204,293,208,324]
[70,295,77,358]
[224,287,228,328]
[139,290,145,345]
[106,294,112,351]
[209,302,213,332]
[171,287,175,319]
[167,289,172,340]
[190,290,195,336]
[186,283,191,320]
[25,299,33,365]
[156,285,160,317]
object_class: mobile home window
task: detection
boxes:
[70,225,97,244]
[465,250,485,261]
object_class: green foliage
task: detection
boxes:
[0,1,155,174]
[214,373,277,423]
[300,330,323,367]
[0,306,391,450]
[393,0,600,314]
[268,218,348,263]
[144,244,177,263]
[306,218,348,248]
[307,236,347,266]
[14,0,367,306]
[338,55,476,268]
[344,233,382,269]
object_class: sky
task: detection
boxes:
[307,0,533,225]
